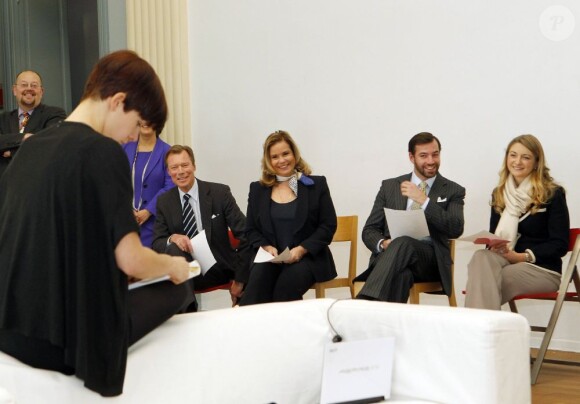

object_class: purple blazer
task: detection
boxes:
[122,138,173,247]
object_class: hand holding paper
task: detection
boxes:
[129,261,201,290]
[254,247,292,263]
[190,230,217,275]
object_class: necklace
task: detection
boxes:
[131,141,155,210]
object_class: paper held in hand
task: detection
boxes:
[456,230,509,246]
[190,230,217,275]
[128,261,201,290]
[253,247,292,263]
[384,208,430,240]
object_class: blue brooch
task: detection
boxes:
[299,175,314,186]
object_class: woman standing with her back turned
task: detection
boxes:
[0,50,192,397]
[239,130,337,305]
[465,134,570,310]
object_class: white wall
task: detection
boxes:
[188,0,580,350]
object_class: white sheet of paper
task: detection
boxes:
[320,337,395,404]
[384,208,429,240]
[457,230,509,246]
[128,261,201,290]
[190,230,217,275]
[253,247,291,263]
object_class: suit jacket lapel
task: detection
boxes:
[394,174,411,210]
[428,175,446,202]
[9,110,19,133]
[294,182,309,234]
[23,104,47,133]
[125,142,137,166]
[169,188,184,233]
[25,105,40,131]
[143,139,164,181]
[259,186,276,242]
[197,179,213,240]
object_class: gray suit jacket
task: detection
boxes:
[152,179,252,283]
[360,173,465,295]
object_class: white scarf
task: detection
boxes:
[276,172,299,196]
[494,175,533,249]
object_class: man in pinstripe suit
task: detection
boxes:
[355,132,465,302]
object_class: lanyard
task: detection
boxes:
[131,145,154,211]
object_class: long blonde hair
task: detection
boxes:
[492,134,560,214]
[260,130,312,187]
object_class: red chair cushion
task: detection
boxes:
[511,291,578,301]
[195,282,232,294]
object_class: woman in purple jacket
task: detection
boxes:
[123,125,173,247]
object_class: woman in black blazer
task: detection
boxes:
[465,134,570,310]
[239,130,337,305]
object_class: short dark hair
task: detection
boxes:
[165,145,195,166]
[81,50,168,134]
[408,132,441,154]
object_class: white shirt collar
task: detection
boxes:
[178,179,199,203]
[411,171,436,192]
[18,108,34,118]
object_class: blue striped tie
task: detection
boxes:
[182,194,198,238]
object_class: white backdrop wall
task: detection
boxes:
[188,0,580,350]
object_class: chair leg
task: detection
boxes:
[315,284,325,298]
[349,285,355,299]
[353,282,365,297]
[409,288,419,304]
[509,300,519,313]
[531,291,567,384]
[448,292,457,307]
[531,240,580,384]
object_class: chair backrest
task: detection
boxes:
[566,228,580,293]
[196,230,238,296]
[524,227,580,384]
[569,228,580,252]
[228,229,240,249]
[332,215,358,282]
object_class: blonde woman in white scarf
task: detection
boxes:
[465,135,570,310]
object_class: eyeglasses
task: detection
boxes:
[137,121,151,129]
[16,82,41,90]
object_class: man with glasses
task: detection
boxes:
[0,70,67,178]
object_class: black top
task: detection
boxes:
[489,186,570,273]
[270,199,297,250]
[245,176,337,282]
[0,121,138,396]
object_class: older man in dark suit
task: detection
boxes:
[356,132,465,303]
[0,70,66,178]
[152,145,252,308]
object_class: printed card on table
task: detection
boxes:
[320,337,395,404]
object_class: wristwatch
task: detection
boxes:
[525,251,532,263]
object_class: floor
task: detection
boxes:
[532,349,580,403]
